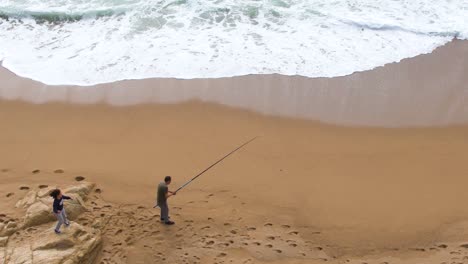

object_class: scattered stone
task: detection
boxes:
[1,221,18,236]
[0,236,8,247]
[23,202,54,228]
[15,190,37,208]
[64,182,95,200]
[5,223,101,264]
[5,221,17,229]
[75,176,85,182]
[38,187,54,198]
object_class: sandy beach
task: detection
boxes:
[1,41,468,263]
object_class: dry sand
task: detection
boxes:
[1,41,468,263]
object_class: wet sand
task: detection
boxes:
[1,40,468,263]
[1,40,468,126]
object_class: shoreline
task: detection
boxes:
[1,39,468,127]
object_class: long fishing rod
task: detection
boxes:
[154,136,258,208]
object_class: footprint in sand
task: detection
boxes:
[253,242,261,246]
[247,227,256,231]
[265,244,273,248]
[264,223,273,227]
[266,236,275,240]
[6,193,14,198]
[75,176,85,182]
[32,169,40,174]
[281,225,290,229]
[54,169,64,174]
[230,230,237,234]
[438,244,448,249]
[19,186,30,190]
[95,188,102,193]
[275,249,282,253]
[289,243,298,247]
[289,231,299,235]
[1,169,9,172]
[460,244,468,249]
[217,253,227,257]
[38,185,48,189]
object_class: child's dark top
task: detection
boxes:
[53,195,72,213]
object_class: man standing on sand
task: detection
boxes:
[157,176,176,225]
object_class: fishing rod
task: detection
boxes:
[154,136,258,208]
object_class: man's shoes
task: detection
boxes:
[164,221,175,225]
[65,222,70,227]
[54,229,61,234]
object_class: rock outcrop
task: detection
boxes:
[0,182,101,264]
[2,223,101,264]
[14,183,94,229]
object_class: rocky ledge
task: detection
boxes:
[0,182,102,264]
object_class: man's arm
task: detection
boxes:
[165,188,177,198]
[62,195,72,200]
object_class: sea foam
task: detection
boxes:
[0,0,467,85]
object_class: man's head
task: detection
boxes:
[164,176,172,185]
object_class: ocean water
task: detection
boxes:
[0,0,467,85]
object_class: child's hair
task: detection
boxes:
[50,189,61,199]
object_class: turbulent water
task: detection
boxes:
[0,0,467,85]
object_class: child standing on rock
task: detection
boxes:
[50,189,72,234]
